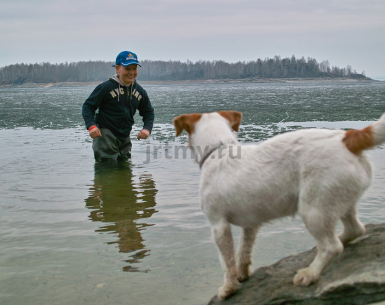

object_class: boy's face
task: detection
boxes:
[115,64,138,85]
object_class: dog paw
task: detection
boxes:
[217,283,239,300]
[237,274,249,282]
[293,268,318,286]
[237,265,250,282]
[338,229,365,245]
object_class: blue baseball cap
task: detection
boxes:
[112,51,141,67]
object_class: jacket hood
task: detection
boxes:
[111,75,135,87]
[110,75,136,102]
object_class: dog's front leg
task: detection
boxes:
[212,222,239,300]
[236,227,258,282]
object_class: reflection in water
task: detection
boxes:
[85,161,158,272]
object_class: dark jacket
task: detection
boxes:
[82,78,154,142]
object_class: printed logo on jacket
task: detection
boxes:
[109,88,142,101]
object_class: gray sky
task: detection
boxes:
[1,0,384,78]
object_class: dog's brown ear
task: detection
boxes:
[173,113,202,137]
[218,111,243,132]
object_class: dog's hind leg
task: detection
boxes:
[212,221,239,300]
[294,207,343,286]
[236,227,258,282]
[339,207,366,245]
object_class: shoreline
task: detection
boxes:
[0,77,375,88]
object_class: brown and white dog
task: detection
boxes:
[173,110,385,300]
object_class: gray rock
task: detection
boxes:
[208,223,385,305]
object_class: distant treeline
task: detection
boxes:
[0,56,367,84]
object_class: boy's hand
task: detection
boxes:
[137,129,150,140]
[89,127,102,138]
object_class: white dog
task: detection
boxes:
[173,110,385,300]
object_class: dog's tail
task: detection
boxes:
[343,113,385,155]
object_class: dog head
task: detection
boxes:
[173,111,242,164]
[173,111,242,137]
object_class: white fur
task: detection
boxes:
[372,113,385,145]
[189,113,379,300]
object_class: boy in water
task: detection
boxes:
[82,51,154,161]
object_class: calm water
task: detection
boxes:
[0,80,385,305]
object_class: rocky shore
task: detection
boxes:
[208,223,385,305]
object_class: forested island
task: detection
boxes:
[0,55,368,85]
